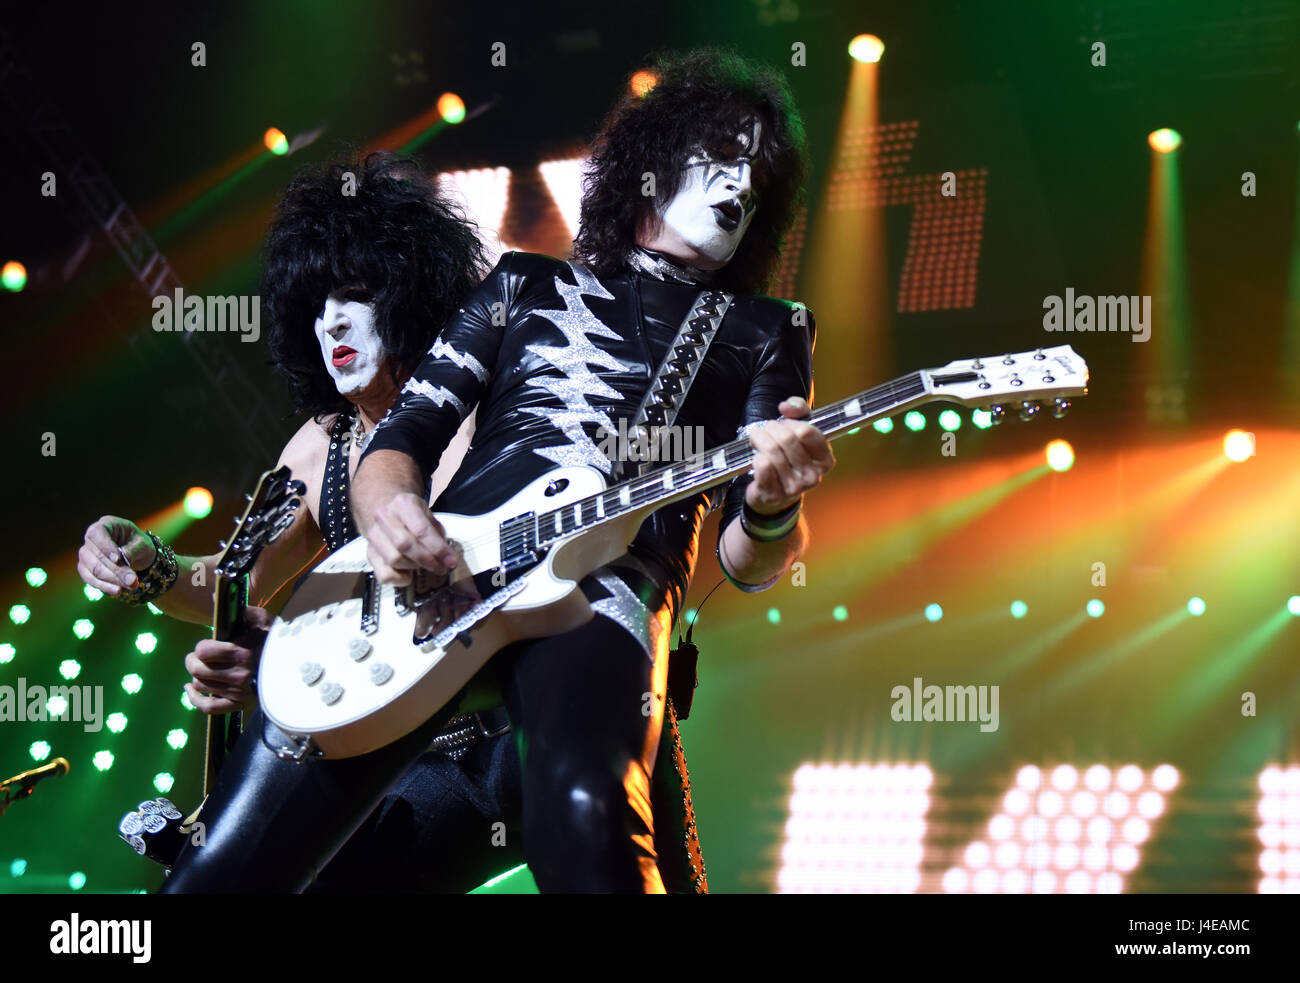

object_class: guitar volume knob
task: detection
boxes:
[320,681,344,706]
[347,638,372,662]
[300,662,324,685]
[369,662,394,686]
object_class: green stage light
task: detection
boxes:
[1148,128,1182,153]
[29,741,50,761]
[1187,597,1206,616]
[904,411,926,432]
[136,632,158,654]
[767,608,782,625]
[58,659,81,680]
[847,426,862,435]
[106,712,127,733]
[91,751,114,772]
[1087,599,1105,618]
[166,728,188,749]
[9,859,26,878]
[938,410,962,432]
[147,602,163,615]
[68,872,86,890]
[1010,600,1028,619]
[25,568,46,588]
[9,605,30,625]
[263,127,288,155]
[46,695,68,717]
[184,487,213,519]
[684,608,697,626]
[925,603,943,623]
[0,643,14,664]
[181,690,195,710]
[972,409,994,429]
[2,261,27,292]
[832,605,848,622]
[1046,439,1075,473]
[154,773,175,794]
[83,584,103,601]
[1288,596,1300,616]
[848,33,885,63]
[72,618,94,639]
[121,673,143,695]
[873,418,894,434]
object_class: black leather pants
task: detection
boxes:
[160,591,669,893]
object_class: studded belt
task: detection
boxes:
[428,706,512,761]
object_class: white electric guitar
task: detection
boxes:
[258,345,1089,759]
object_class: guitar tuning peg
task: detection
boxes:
[218,541,227,550]
[245,493,253,502]
[989,404,1006,425]
[1033,348,1046,360]
[1019,401,1041,422]
[1052,397,1071,419]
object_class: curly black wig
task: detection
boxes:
[573,48,808,296]
[263,151,487,419]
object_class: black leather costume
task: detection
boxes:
[160,249,813,893]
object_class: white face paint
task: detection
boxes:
[656,116,762,266]
[314,286,386,396]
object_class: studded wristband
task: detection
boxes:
[739,498,802,543]
[119,532,179,605]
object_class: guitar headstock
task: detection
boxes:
[922,345,1089,419]
[213,466,307,580]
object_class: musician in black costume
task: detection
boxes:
[353,48,834,892]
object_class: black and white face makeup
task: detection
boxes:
[657,115,762,266]
[314,285,386,396]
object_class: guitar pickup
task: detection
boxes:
[361,573,380,636]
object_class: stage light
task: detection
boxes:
[181,690,195,710]
[925,603,943,622]
[147,602,163,615]
[1086,599,1105,618]
[135,632,158,654]
[1152,764,1179,791]
[873,418,894,434]
[24,568,46,588]
[121,673,143,695]
[184,486,213,519]
[68,872,87,890]
[1223,429,1255,462]
[28,741,50,761]
[629,69,658,97]
[263,127,288,155]
[166,728,188,749]
[1046,439,1075,472]
[1010,600,1028,619]
[1187,596,1206,616]
[0,643,14,664]
[972,409,993,429]
[91,751,114,772]
[106,712,127,734]
[832,605,849,622]
[904,411,926,432]
[437,92,466,124]
[154,773,175,794]
[9,604,30,625]
[684,608,697,625]
[72,618,94,640]
[9,859,26,878]
[847,426,861,435]
[848,34,885,63]
[1288,596,1300,616]
[1148,128,1181,153]
[938,409,962,431]
[46,695,68,717]
[1,260,27,292]
[58,659,81,680]
[767,608,781,625]
[83,585,103,601]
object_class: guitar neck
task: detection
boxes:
[201,573,248,796]
[532,369,944,545]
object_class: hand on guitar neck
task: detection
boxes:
[183,605,273,715]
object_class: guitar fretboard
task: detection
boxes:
[532,370,932,544]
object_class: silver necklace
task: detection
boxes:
[349,411,373,452]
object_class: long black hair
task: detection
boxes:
[263,151,487,419]
[573,48,808,296]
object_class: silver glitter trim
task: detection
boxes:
[399,378,469,420]
[428,339,489,383]
[626,247,715,286]
[589,557,671,662]
[520,264,632,474]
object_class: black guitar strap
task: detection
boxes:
[613,286,735,483]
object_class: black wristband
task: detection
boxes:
[119,532,179,605]
[740,498,802,543]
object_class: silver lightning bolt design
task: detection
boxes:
[428,339,489,383]
[397,378,468,420]
[520,263,633,473]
